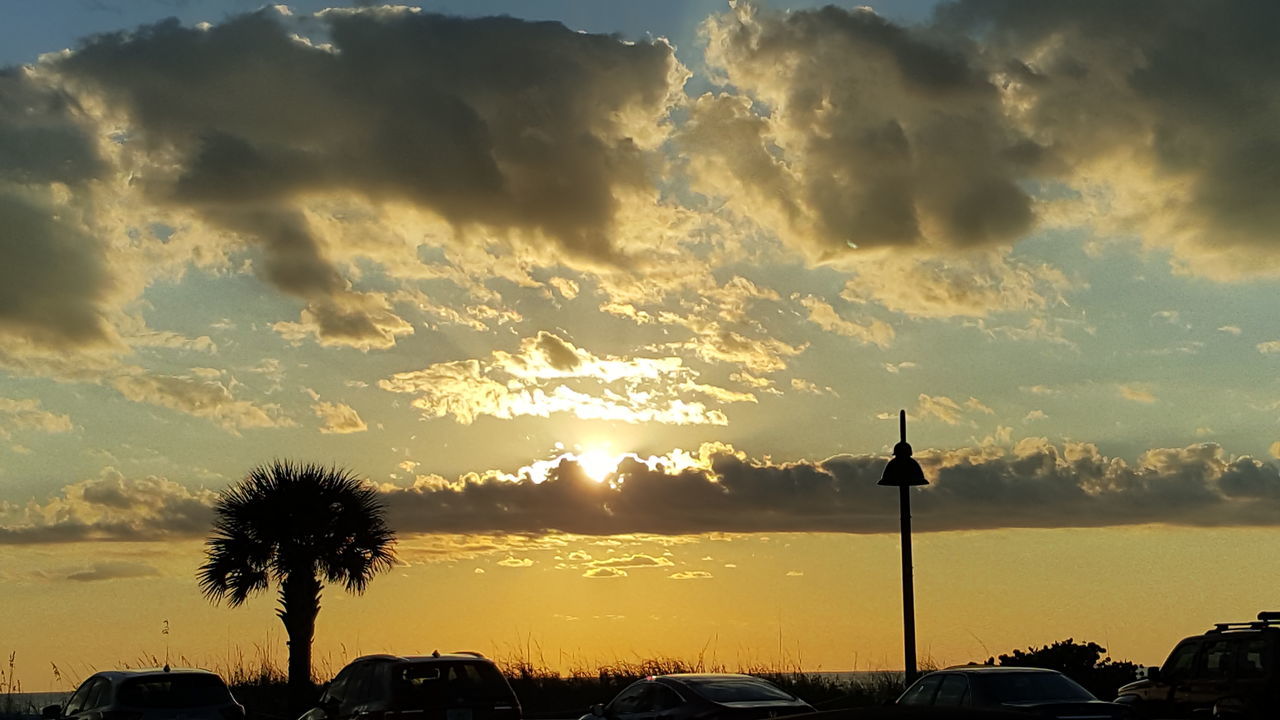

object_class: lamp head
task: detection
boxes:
[879,410,929,487]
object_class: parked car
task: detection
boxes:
[896,666,1130,719]
[582,673,813,720]
[42,668,243,720]
[298,652,520,720]
[1114,611,1280,719]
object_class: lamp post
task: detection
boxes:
[878,409,927,685]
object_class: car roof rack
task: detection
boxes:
[451,651,485,658]
[1208,611,1280,633]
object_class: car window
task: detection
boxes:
[346,664,379,706]
[974,672,1094,703]
[84,679,111,710]
[1200,640,1234,679]
[610,683,649,715]
[683,679,793,702]
[1164,641,1202,678]
[934,675,969,707]
[1236,637,1267,679]
[118,674,232,708]
[64,679,95,715]
[393,662,513,708]
[324,665,358,703]
[898,674,942,706]
[650,685,683,711]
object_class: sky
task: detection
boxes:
[2,0,1280,693]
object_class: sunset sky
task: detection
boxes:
[3,0,1280,693]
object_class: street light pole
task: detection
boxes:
[879,409,927,686]
[899,473,917,684]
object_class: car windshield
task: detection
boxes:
[684,679,794,703]
[975,672,1095,703]
[394,662,513,706]
[118,674,232,708]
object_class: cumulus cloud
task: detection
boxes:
[914,393,992,426]
[42,8,686,348]
[0,468,214,544]
[371,440,1280,537]
[839,253,1070,319]
[7,441,1280,544]
[937,0,1280,279]
[682,0,1280,283]
[586,554,674,570]
[111,372,293,433]
[1118,385,1158,404]
[0,397,74,439]
[379,331,750,425]
[688,3,1037,258]
[669,571,713,580]
[794,295,893,348]
[311,400,367,434]
[1257,341,1280,355]
[583,567,626,579]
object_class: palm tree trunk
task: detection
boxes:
[278,569,322,714]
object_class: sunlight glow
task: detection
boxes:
[506,445,715,487]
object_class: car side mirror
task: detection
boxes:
[41,706,61,719]
[1145,667,1162,682]
[322,697,341,718]
[591,704,605,717]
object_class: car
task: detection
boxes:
[1114,611,1280,719]
[298,652,520,720]
[895,666,1130,719]
[41,667,244,720]
[582,673,814,720]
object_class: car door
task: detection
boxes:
[343,663,381,720]
[320,664,361,720]
[1230,635,1270,713]
[1159,639,1202,718]
[68,678,112,720]
[1175,638,1232,716]
[607,682,652,720]
[932,674,970,708]
[897,674,943,707]
[61,678,96,720]
[648,684,685,720]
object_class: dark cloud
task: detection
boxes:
[0,470,213,544]
[0,193,117,350]
[5,442,1279,545]
[49,8,682,346]
[0,69,104,186]
[687,1,1280,278]
[687,3,1037,257]
[938,0,1280,275]
[380,441,1280,536]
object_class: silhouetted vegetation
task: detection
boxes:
[198,461,397,713]
[984,638,1140,700]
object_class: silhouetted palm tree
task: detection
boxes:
[198,461,396,711]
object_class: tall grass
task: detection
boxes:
[7,645,918,720]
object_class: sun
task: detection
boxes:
[575,448,620,483]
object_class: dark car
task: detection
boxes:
[298,652,520,720]
[1114,611,1280,719]
[583,673,813,720]
[896,667,1129,719]
[42,668,244,720]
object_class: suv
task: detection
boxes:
[1115,612,1280,718]
[42,668,244,720]
[299,652,520,720]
